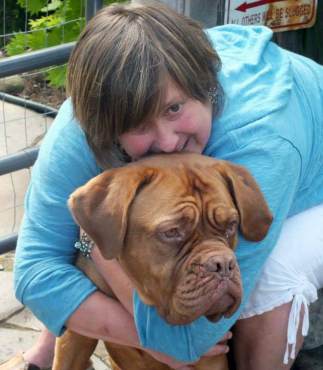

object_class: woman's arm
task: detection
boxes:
[14,100,103,336]
[91,246,134,315]
[64,290,195,368]
[66,290,137,346]
[65,289,230,369]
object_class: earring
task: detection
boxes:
[208,87,218,105]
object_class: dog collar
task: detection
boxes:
[74,232,94,259]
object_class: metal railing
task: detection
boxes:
[0,43,75,79]
[0,0,103,255]
[0,147,39,253]
[0,42,72,256]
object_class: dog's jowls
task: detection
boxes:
[53,153,273,370]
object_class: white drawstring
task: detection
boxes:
[283,282,317,364]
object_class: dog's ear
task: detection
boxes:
[68,166,156,259]
[218,161,273,241]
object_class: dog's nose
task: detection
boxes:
[205,256,236,278]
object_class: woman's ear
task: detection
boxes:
[218,161,273,242]
[68,166,156,259]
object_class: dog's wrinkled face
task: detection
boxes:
[69,153,272,325]
[121,165,242,324]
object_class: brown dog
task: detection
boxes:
[53,153,272,370]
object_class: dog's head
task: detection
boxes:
[69,153,272,324]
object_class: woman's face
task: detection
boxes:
[119,79,213,161]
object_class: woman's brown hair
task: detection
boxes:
[67,0,222,168]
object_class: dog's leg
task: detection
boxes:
[52,330,98,370]
[104,342,172,370]
[107,355,122,370]
[195,354,229,370]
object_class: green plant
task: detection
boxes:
[5,0,125,87]
[0,2,26,48]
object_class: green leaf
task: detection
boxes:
[5,33,29,56]
[29,15,62,30]
[65,0,84,18]
[17,0,49,15]
[47,27,68,46]
[46,65,67,87]
[41,0,63,13]
[28,29,47,50]
[8,0,126,61]
[103,0,126,4]
[49,21,81,44]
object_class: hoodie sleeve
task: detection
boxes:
[14,100,101,336]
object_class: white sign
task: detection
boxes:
[225,0,317,32]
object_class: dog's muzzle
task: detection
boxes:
[162,243,242,325]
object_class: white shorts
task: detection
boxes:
[239,204,323,364]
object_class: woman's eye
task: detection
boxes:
[166,103,183,115]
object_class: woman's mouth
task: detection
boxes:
[178,138,189,152]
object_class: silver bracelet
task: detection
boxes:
[74,232,94,259]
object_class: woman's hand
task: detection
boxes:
[203,331,232,356]
[174,331,232,369]
[147,331,232,369]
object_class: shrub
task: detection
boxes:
[5,0,125,87]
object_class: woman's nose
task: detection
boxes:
[153,124,179,153]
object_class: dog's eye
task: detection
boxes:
[158,227,186,244]
[164,228,181,239]
[225,220,238,239]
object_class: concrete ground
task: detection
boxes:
[0,100,322,369]
[0,271,112,369]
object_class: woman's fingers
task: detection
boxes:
[205,343,229,356]
[204,331,233,356]
[218,331,233,343]
[171,332,233,368]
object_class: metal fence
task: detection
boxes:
[0,0,103,255]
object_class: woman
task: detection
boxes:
[2,1,323,369]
